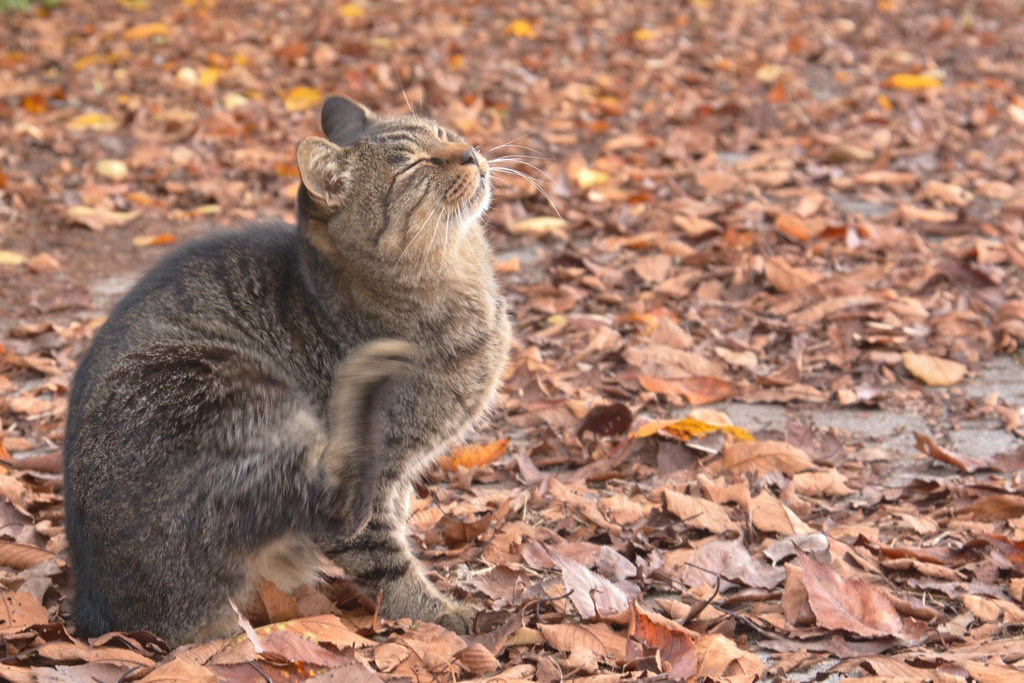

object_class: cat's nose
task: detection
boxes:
[460,148,479,167]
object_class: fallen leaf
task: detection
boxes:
[629,603,697,680]
[439,438,509,472]
[797,552,923,640]
[721,440,815,476]
[66,112,120,132]
[503,19,537,39]
[538,623,627,662]
[124,22,170,40]
[0,250,26,266]
[67,206,140,231]
[884,73,943,90]
[138,659,216,683]
[663,490,740,534]
[509,216,568,240]
[132,234,177,247]
[283,86,324,113]
[902,351,966,386]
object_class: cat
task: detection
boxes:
[62,96,512,647]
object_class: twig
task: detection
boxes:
[110,665,144,683]
[246,661,271,683]
[680,566,720,626]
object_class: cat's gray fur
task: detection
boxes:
[62,96,512,646]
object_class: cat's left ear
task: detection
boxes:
[296,137,349,207]
[321,96,374,146]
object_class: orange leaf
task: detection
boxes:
[503,19,537,39]
[630,603,697,679]
[283,86,323,113]
[132,234,177,248]
[123,22,170,41]
[632,417,753,443]
[883,73,942,90]
[439,438,509,472]
[775,212,810,241]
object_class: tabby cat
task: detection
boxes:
[62,96,512,646]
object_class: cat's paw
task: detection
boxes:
[434,602,478,635]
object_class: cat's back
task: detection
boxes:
[65,223,314,448]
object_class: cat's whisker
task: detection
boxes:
[492,167,562,219]
[491,158,557,184]
[486,143,547,159]
[484,133,543,157]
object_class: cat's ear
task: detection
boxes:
[296,137,349,207]
[320,96,373,146]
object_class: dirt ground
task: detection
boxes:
[1,0,1023,681]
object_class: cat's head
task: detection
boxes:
[295,96,491,280]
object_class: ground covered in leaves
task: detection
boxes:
[1,0,1024,681]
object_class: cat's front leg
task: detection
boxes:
[320,484,477,634]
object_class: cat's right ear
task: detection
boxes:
[321,96,373,146]
[296,137,349,208]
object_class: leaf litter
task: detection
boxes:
[1,0,1024,680]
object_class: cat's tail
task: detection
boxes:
[323,339,416,537]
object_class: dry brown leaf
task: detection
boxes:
[67,206,140,231]
[901,351,967,386]
[695,633,764,680]
[0,541,56,570]
[913,432,988,473]
[791,469,853,497]
[797,552,925,640]
[663,490,740,534]
[538,623,627,663]
[764,256,824,293]
[629,603,697,679]
[0,591,49,633]
[636,376,742,405]
[138,658,216,683]
[721,440,815,476]
[749,490,815,536]
[454,643,500,676]
[550,551,629,619]
[775,212,810,241]
[679,538,786,590]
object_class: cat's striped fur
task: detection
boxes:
[63,96,512,646]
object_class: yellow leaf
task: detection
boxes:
[190,204,222,216]
[575,167,609,190]
[132,234,177,247]
[198,66,221,87]
[503,19,537,39]
[337,3,366,18]
[902,351,967,387]
[95,159,129,181]
[884,73,943,90]
[877,94,894,111]
[632,417,754,443]
[118,0,150,9]
[223,92,250,111]
[439,438,509,472]
[509,216,568,239]
[876,0,898,12]
[0,250,26,266]
[283,86,323,113]
[123,22,170,41]
[73,53,118,71]
[66,112,119,132]
[632,28,656,42]
[755,63,782,84]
